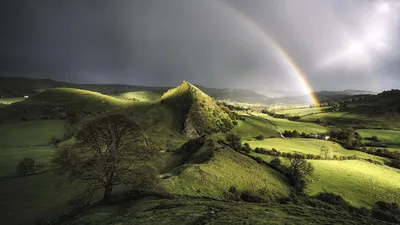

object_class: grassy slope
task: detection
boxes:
[124,102,188,149]
[247,138,388,163]
[301,111,400,130]
[256,113,327,134]
[308,160,400,208]
[164,146,290,200]
[357,129,400,146]
[161,81,234,136]
[0,97,25,105]
[114,91,162,102]
[230,115,279,139]
[63,198,390,225]
[251,153,400,208]
[0,88,135,121]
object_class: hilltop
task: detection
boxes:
[161,81,236,137]
[0,76,272,104]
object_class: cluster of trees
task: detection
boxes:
[328,128,363,150]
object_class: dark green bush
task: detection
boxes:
[314,192,350,210]
[371,201,400,223]
[16,157,36,175]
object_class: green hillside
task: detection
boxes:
[164,139,290,200]
[0,88,133,121]
[59,198,390,225]
[161,81,235,137]
[308,160,400,208]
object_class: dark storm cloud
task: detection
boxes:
[1,0,399,93]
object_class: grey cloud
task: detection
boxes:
[0,0,399,93]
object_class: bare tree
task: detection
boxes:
[52,114,156,202]
[320,146,331,159]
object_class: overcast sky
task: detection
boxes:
[1,0,399,94]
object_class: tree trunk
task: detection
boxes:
[103,184,113,202]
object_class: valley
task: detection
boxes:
[0,78,399,224]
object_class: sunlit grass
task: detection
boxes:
[308,160,400,208]
[0,97,25,105]
[247,138,388,163]
[255,113,327,134]
[357,129,400,146]
[113,91,162,102]
[164,147,290,200]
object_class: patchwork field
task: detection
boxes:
[255,113,328,134]
[247,138,389,163]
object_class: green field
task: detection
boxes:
[277,107,330,116]
[247,138,388,163]
[308,160,400,208]
[301,111,400,130]
[0,120,65,147]
[255,113,328,134]
[229,115,279,139]
[357,129,400,146]
[114,91,162,102]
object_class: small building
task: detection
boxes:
[24,96,29,99]
[325,136,330,140]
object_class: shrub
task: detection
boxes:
[50,137,62,147]
[255,134,264,141]
[270,158,281,168]
[314,192,350,210]
[240,190,263,203]
[16,158,36,175]
[241,143,251,154]
[371,201,400,223]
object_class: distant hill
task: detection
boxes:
[0,88,132,121]
[272,90,376,105]
[161,81,235,137]
[0,77,271,104]
[346,89,400,115]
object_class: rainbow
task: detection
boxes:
[215,0,319,105]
